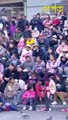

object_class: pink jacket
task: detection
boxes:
[46,58,60,73]
[17,37,25,49]
[56,45,68,54]
[22,90,35,99]
[20,49,32,63]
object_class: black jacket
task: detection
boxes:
[17,18,29,32]
[4,68,18,79]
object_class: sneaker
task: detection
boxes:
[28,106,33,111]
[61,108,68,112]
[40,107,46,111]
[63,102,67,105]
[23,105,26,111]
[51,101,57,105]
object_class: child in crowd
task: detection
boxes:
[35,77,50,111]
[22,84,35,111]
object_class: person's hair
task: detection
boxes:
[9,63,16,68]
[55,73,63,81]
[12,53,17,57]
[36,56,41,60]
[36,13,40,16]
[59,34,64,38]
[49,54,55,60]
[60,56,67,62]
[27,84,34,90]
[37,77,44,85]
[61,40,67,44]
[9,76,14,81]
[11,20,16,26]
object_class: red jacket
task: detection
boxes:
[35,83,45,98]
[53,18,60,26]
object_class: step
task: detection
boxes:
[17,104,68,111]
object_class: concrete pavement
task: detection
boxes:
[0,111,68,120]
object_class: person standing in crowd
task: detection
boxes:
[30,13,44,32]
[10,20,16,37]
[17,13,29,32]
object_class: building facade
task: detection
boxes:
[0,0,68,19]
[57,0,68,12]
[0,0,24,17]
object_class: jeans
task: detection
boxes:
[33,95,50,111]
[23,98,34,106]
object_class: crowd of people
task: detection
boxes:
[0,12,68,112]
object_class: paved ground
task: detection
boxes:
[0,111,68,120]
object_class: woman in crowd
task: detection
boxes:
[20,45,32,63]
[56,41,68,55]
[34,56,45,77]
[4,77,19,104]
[46,54,58,74]
[51,74,68,105]
[35,77,50,111]
[58,56,68,77]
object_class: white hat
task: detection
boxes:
[23,69,28,72]
[26,45,31,48]
[33,44,39,48]
[52,35,57,38]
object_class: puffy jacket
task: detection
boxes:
[22,90,35,99]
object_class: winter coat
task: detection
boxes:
[35,83,45,98]
[4,81,19,98]
[22,90,35,99]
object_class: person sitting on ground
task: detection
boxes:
[58,56,68,77]
[22,84,35,111]
[26,37,37,49]
[56,41,68,55]
[32,44,45,61]
[33,56,45,77]
[22,55,35,72]
[51,74,68,105]
[4,63,18,81]
[46,54,58,74]
[6,53,21,67]
[35,77,50,111]
[20,45,32,63]
[17,65,29,83]
[8,42,18,57]
[23,25,32,39]
[4,77,19,104]
[50,35,58,51]
[13,28,23,45]
[35,78,45,102]
[17,37,25,55]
